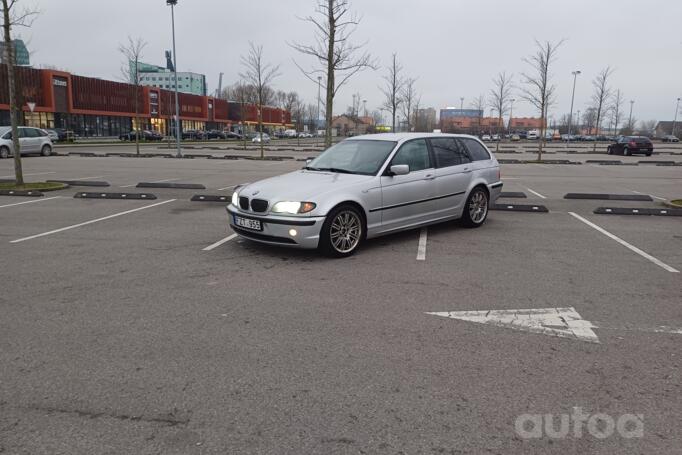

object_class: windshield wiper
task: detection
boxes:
[314,167,356,174]
[303,166,322,171]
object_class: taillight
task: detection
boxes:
[628,141,636,147]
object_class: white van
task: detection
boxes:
[284,129,298,138]
[527,130,539,140]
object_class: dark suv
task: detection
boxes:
[607,136,653,156]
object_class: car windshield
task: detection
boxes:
[306,140,396,175]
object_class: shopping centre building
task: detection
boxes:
[0,64,293,137]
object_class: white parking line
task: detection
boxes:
[203,233,237,251]
[61,175,105,180]
[0,171,56,178]
[10,199,177,244]
[217,185,236,191]
[526,187,547,199]
[568,212,679,273]
[120,178,183,188]
[630,189,666,201]
[0,196,61,209]
[416,228,427,261]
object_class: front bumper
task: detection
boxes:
[227,205,325,249]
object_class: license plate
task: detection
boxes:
[234,215,262,231]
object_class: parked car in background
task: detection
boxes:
[510,134,521,141]
[526,131,538,140]
[607,136,653,156]
[0,126,53,158]
[251,133,271,143]
[224,131,243,140]
[491,134,500,141]
[516,131,528,140]
[120,130,162,141]
[45,129,59,142]
[661,135,679,143]
[181,129,205,140]
[298,132,313,138]
[481,134,491,141]
[284,129,298,138]
[228,133,502,257]
[206,130,226,140]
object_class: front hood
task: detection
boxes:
[237,170,373,203]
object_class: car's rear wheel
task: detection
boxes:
[460,187,489,228]
[41,144,52,156]
[318,204,364,258]
[0,146,8,159]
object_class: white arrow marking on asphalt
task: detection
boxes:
[426,307,601,343]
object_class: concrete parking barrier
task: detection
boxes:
[190,194,231,202]
[490,203,548,213]
[73,192,157,200]
[136,182,206,189]
[0,189,44,197]
[564,193,653,201]
[499,192,527,198]
[48,180,110,187]
[594,207,682,216]
[585,160,623,165]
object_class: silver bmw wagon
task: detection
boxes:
[227,133,502,257]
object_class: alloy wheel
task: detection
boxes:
[468,190,488,224]
[329,210,362,253]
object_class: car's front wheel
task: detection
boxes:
[460,187,489,228]
[41,144,52,156]
[0,146,8,159]
[623,147,630,156]
[606,146,612,155]
[318,204,364,258]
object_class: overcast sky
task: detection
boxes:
[24,0,682,123]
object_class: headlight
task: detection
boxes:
[231,191,239,206]
[271,201,316,214]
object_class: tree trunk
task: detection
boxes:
[324,0,335,149]
[258,100,264,159]
[537,105,545,161]
[134,85,140,156]
[2,0,24,186]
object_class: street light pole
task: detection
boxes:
[508,98,515,135]
[316,75,321,134]
[567,70,580,146]
[167,0,181,158]
[460,97,464,111]
[628,100,634,133]
[672,97,681,137]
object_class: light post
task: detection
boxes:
[166,0,182,158]
[566,70,580,146]
[576,110,581,135]
[672,97,680,137]
[460,97,464,111]
[508,98,515,136]
[362,99,367,118]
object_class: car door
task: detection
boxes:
[429,137,473,218]
[17,128,35,154]
[378,138,437,231]
[26,128,43,152]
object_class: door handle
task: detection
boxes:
[424,174,436,180]
[463,167,472,173]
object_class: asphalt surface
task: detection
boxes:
[1,147,681,454]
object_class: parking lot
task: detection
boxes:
[1,146,681,454]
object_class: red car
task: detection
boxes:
[606,136,653,156]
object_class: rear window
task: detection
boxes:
[461,138,491,161]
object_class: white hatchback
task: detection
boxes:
[0,126,54,158]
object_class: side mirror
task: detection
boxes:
[390,164,410,176]
[305,159,312,165]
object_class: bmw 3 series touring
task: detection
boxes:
[227,133,502,257]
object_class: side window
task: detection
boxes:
[38,129,48,137]
[430,137,471,168]
[462,138,491,161]
[3,132,12,140]
[25,128,40,138]
[18,128,28,138]
[390,139,431,172]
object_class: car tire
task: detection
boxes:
[606,146,612,155]
[460,186,489,228]
[646,152,652,157]
[41,144,52,157]
[318,204,365,258]
[623,147,630,156]
[0,146,8,159]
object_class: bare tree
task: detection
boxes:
[519,39,563,160]
[400,77,418,132]
[290,0,377,147]
[639,120,657,137]
[620,115,637,135]
[380,53,404,132]
[240,42,280,159]
[590,66,613,150]
[609,89,623,135]
[1,0,38,186]
[582,107,597,134]
[470,95,486,136]
[119,36,147,156]
[488,72,513,151]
